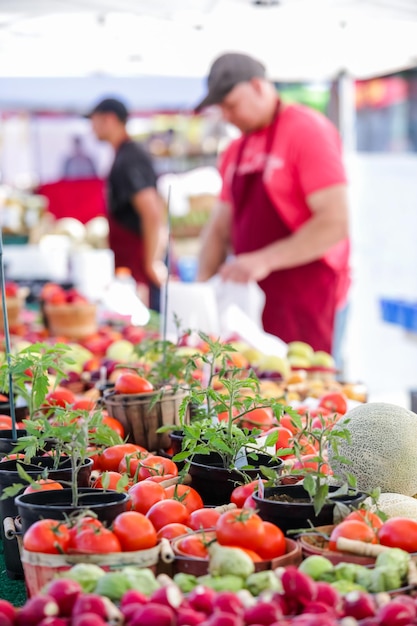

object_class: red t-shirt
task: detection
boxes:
[218,104,350,303]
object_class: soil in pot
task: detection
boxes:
[188,452,284,506]
[252,484,366,535]
[15,488,130,534]
[0,457,93,579]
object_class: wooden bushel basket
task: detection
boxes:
[44,303,97,339]
[103,388,189,452]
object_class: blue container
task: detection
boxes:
[380,298,406,325]
[400,302,417,332]
[177,256,198,283]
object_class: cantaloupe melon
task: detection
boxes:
[328,402,417,496]
[366,493,417,520]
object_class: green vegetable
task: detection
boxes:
[331,580,366,594]
[94,572,131,601]
[368,566,402,593]
[121,567,160,596]
[208,543,255,579]
[197,574,245,592]
[298,555,334,581]
[63,563,105,593]
[173,573,199,593]
[353,566,373,590]
[375,548,410,580]
[333,562,363,582]
[245,570,282,596]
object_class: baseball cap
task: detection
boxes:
[86,98,129,122]
[195,52,266,112]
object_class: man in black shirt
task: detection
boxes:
[88,97,166,309]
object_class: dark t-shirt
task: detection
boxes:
[107,140,157,234]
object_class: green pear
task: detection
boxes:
[311,350,335,369]
[287,341,314,361]
[288,354,312,369]
[106,339,135,363]
[257,355,291,378]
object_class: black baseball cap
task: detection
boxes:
[195,52,266,112]
[86,98,129,122]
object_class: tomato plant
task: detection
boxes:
[164,484,204,514]
[176,531,216,559]
[91,471,128,491]
[112,511,158,551]
[72,399,96,411]
[317,392,348,415]
[72,526,122,554]
[137,455,178,481]
[328,519,377,551]
[378,517,417,552]
[239,407,275,431]
[216,508,265,553]
[128,480,166,515]
[146,499,189,531]
[114,372,154,395]
[23,519,71,554]
[102,415,125,439]
[119,451,151,477]
[188,508,221,531]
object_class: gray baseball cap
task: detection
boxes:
[195,52,266,112]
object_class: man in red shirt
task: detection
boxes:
[196,53,350,354]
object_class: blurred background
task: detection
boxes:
[1,0,417,406]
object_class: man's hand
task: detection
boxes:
[219,250,271,283]
[145,260,168,287]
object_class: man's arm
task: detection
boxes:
[131,188,166,286]
[219,184,349,283]
[197,201,232,281]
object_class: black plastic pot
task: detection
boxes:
[15,487,129,533]
[188,452,284,506]
[0,399,29,422]
[0,457,93,579]
[0,429,28,458]
[252,484,367,535]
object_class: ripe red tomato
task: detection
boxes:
[230,480,267,509]
[176,531,216,559]
[291,454,331,475]
[164,484,203,514]
[118,451,151,477]
[72,526,122,554]
[23,479,64,495]
[114,372,154,395]
[92,471,127,491]
[72,399,96,411]
[146,499,189,531]
[23,519,70,554]
[239,407,275,431]
[216,508,265,553]
[318,392,348,415]
[112,511,157,551]
[0,415,12,430]
[102,415,125,439]
[128,480,166,515]
[68,517,104,549]
[328,519,377,551]
[344,509,384,532]
[256,522,286,560]
[44,388,76,408]
[137,456,178,481]
[156,523,193,541]
[378,517,417,552]
[188,508,221,531]
[99,443,148,472]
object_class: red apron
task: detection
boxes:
[107,215,148,285]
[231,104,339,353]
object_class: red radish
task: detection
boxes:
[129,602,176,626]
[71,615,107,626]
[188,586,217,614]
[120,603,145,622]
[200,612,244,626]
[342,591,376,620]
[176,606,207,625]
[281,566,317,605]
[16,596,59,626]
[315,582,342,613]
[45,577,82,616]
[0,600,17,623]
[0,616,13,626]
[243,601,283,625]
[71,594,107,620]
[120,589,149,608]
[302,601,336,615]
[291,614,338,625]
[356,620,381,626]
[38,619,70,626]
[212,592,244,615]
[150,584,184,609]
[269,592,290,616]
[377,599,416,626]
